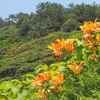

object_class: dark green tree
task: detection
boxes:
[8,14,15,25]
[62,2,100,32]
[4,18,10,26]
[19,22,31,36]
[29,12,35,20]
[27,2,66,38]
[0,17,5,28]
[15,12,29,27]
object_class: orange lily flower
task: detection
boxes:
[57,38,74,53]
[97,28,100,32]
[34,89,44,99]
[84,21,91,31]
[43,72,51,82]
[97,35,100,41]
[55,85,62,93]
[47,41,63,58]
[45,89,50,96]
[30,74,44,87]
[56,90,62,93]
[82,34,97,43]
[88,45,97,51]
[79,18,100,34]
[61,38,66,49]
[56,38,66,49]
[52,83,62,93]
[90,18,100,32]
[52,72,64,85]
[65,40,74,53]
[67,61,84,75]
[79,22,91,35]
[91,53,99,62]
[52,83,58,90]
[79,25,88,33]
[97,35,100,45]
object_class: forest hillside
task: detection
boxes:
[0,2,100,83]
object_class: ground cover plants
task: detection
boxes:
[0,30,82,83]
[0,18,100,100]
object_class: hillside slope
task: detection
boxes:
[0,26,83,83]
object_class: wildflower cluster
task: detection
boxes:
[47,38,74,58]
[52,72,64,93]
[30,18,100,100]
[30,72,64,99]
[79,18,100,62]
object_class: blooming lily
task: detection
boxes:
[91,53,99,62]
[56,38,74,53]
[52,72,64,94]
[45,89,50,96]
[89,18,100,32]
[30,74,44,87]
[55,85,62,93]
[47,41,63,58]
[40,72,51,82]
[67,61,84,75]
[56,38,66,49]
[34,89,44,99]
[65,40,74,53]
[52,72,64,85]
[79,18,100,34]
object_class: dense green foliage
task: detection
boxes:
[1,61,100,100]
[0,29,100,100]
[0,25,83,83]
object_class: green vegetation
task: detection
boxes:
[0,1,100,100]
[0,21,100,99]
[0,27,83,83]
[1,2,100,37]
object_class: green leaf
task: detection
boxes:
[26,74,34,78]
[42,64,48,71]
[36,68,42,74]
[35,65,42,74]
[76,45,84,58]
[82,54,87,60]
[97,75,100,80]
[7,97,12,100]
[17,90,27,100]
[16,84,22,89]
[67,39,78,41]
[26,78,31,83]
[49,65,57,71]
[1,93,7,96]
[35,65,42,71]
[50,63,58,67]
[0,96,7,100]
[4,83,12,91]
[11,79,20,83]
[76,40,84,46]
[11,87,19,95]
[17,94,24,100]
[81,95,88,100]
[21,81,28,84]
[58,65,66,71]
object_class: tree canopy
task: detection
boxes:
[0,2,100,38]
